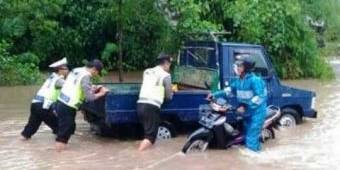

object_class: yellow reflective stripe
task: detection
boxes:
[36,74,60,102]
[46,75,63,102]
[59,68,89,109]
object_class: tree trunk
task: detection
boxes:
[118,0,123,82]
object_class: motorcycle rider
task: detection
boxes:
[209,54,267,152]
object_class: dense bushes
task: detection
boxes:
[0,0,339,85]
[0,40,42,85]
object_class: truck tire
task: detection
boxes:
[279,108,302,128]
[157,121,177,140]
[89,121,115,136]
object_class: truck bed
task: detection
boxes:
[102,83,210,124]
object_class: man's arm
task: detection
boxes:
[163,75,173,101]
[211,79,237,99]
[55,78,65,89]
[245,78,267,109]
[81,76,107,102]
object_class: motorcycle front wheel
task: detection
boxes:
[182,138,209,154]
[260,127,275,143]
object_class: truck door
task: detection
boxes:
[226,47,274,105]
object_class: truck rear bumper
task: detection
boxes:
[311,109,317,118]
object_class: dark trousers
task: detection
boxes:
[21,102,58,138]
[55,101,76,144]
[137,103,161,144]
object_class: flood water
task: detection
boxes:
[1,61,340,170]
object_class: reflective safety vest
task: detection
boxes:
[138,66,170,108]
[32,73,63,109]
[58,67,91,110]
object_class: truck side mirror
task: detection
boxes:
[263,70,275,80]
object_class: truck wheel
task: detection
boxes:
[279,108,302,128]
[182,138,209,154]
[157,121,176,140]
[90,123,101,134]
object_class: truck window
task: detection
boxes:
[175,47,218,90]
[232,48,269,77]
[181,47,217,69]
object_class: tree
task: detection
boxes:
[0,0,337,85]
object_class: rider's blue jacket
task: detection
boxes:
[213,72,267,151]
[213,72,267,115]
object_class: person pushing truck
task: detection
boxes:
[54,59,109,151]
[21,58,69,140]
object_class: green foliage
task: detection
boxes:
[192,0,334,79]
[101,42,118,70]
[156,0,335,79]
[0,40,42,85]
[224,0,334,79]
[300,0,340,41]
[0,0,338,84]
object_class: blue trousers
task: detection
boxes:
[243,105,266,152]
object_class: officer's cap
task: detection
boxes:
[49,58,68,69]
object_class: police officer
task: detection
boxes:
[54,59,109,151]
[21,58,69,140]
[211,54,267,152]
[137,53,173,151]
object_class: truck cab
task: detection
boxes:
[82,36,317,138]
[177,40,317,127]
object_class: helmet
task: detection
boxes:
[156,52,172,63]
[234,54,255,72]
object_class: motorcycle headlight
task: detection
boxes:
[210,102,221,112]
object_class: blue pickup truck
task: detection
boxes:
[82,37,317,139]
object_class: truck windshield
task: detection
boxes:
[180,47,217,69]
[232,48,269,77]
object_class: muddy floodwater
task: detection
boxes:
[1,61,340,170]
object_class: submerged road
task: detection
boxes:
[0,60,340,170]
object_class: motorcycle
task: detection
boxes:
[182,98,281,154]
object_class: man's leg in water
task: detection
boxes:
[42,110,58,135]
[137,103,160,151]
[21,103,45,139]
[55,101,76,152]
